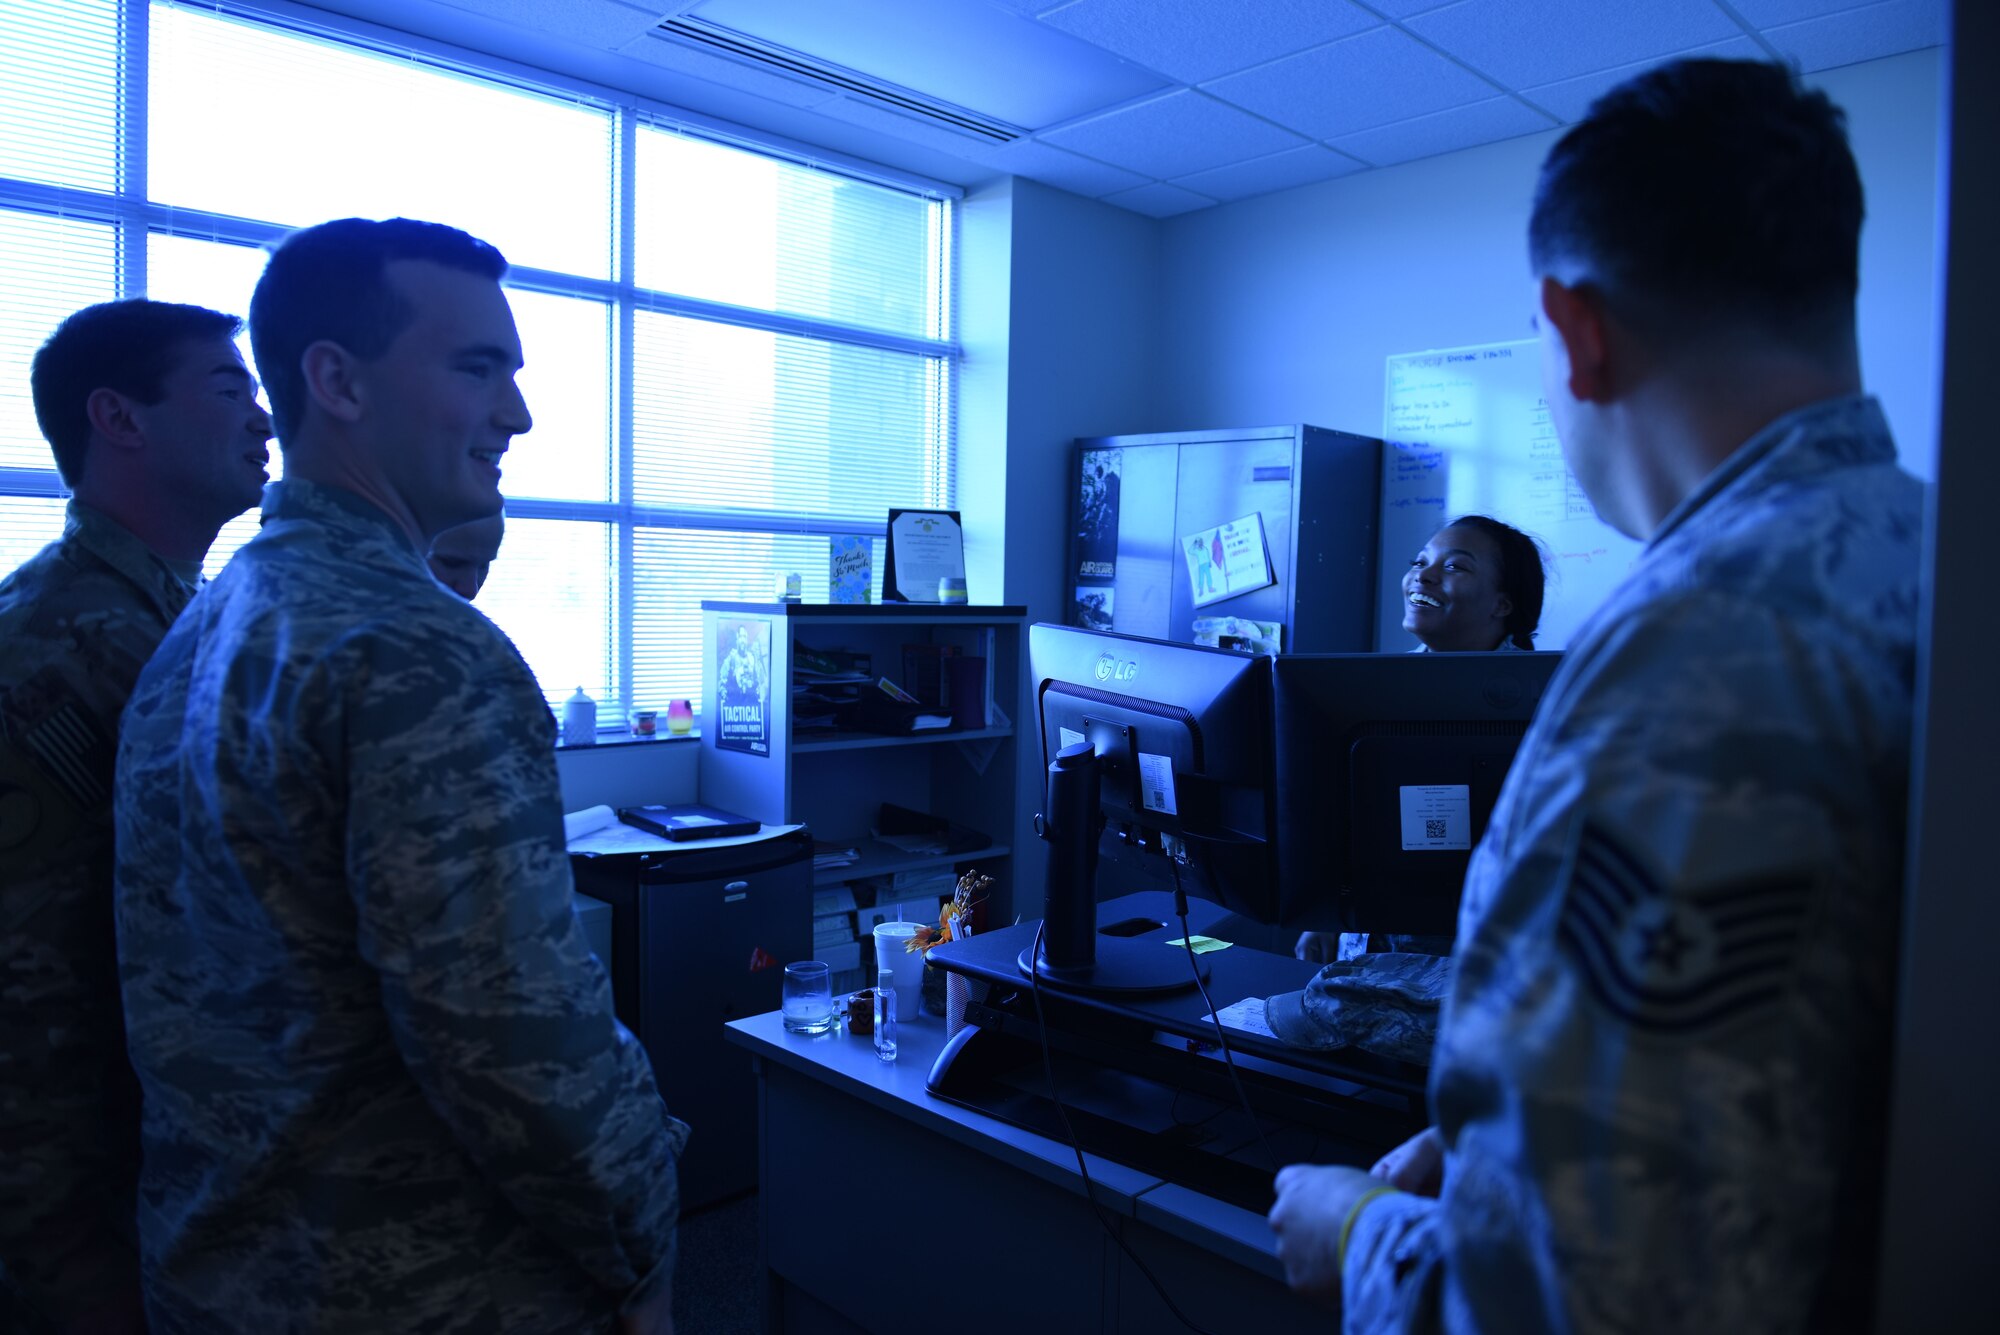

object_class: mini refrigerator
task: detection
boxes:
[572,826,812,1211]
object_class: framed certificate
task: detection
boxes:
[882,508,965,603]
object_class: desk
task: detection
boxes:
[726,1008,1340,1334]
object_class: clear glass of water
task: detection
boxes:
[872,983,898,1062]
[781,960,836,1034]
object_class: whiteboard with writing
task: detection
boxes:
[1379,339,1643,651]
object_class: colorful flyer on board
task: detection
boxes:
[714,617,771,756]
[1183,513,1275,607]
[829,535,872,603]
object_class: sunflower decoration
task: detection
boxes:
[907,869,992,952]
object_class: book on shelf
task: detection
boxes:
[899,642,959,708]
[812,886,857,915]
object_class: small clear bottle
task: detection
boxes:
[872,968,897,1063]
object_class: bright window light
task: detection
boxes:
[0,0,957,717]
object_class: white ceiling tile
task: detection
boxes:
[1329,95,1554,167]
[438,0,678,47]
[1170,144,1367,202]
[1517,36,1766,123]
[811,95,1017,155]
[964,138,1151,197]
[617,30,841,107]
[1097,181,1218,218]
[1731,0,1884,23]
[1039,0,1377,84]
[1041,89,1308,178]
[1762,0,1947,72]
[1403,0,1741,89]
[687,0,1165,130]
[1206,26,1496,139]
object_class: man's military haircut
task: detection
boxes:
[115,479,685,1333]
[1,502,203,1323]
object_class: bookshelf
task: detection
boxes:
[698,602,1028,988]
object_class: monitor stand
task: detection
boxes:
[1028,741,1206,994]
[1018,934,1206,994]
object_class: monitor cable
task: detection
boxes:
[1028,919,1219,1335]
[1168,853,1281,1178]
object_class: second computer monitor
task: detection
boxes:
[1273,651,1562,938]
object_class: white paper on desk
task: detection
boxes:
[1211,998,1278,1040]
[568,820,804,857]
[564,805,619,841]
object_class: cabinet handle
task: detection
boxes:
[723,880,749,903]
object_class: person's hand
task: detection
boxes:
[1295,930,1340,963]
[1370,1126,1445,1197]
[618,1278,674,1335]
[1267,1162,1378,1308]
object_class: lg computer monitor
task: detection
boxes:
[1029,624,1277,923]
[1273,651,1562,938]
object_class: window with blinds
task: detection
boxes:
[0,0,957,717]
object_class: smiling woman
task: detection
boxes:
[1400,513,1547,652]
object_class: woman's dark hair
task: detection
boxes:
[1446,514,1546,650]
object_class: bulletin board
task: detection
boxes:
[1378,339,1643,651]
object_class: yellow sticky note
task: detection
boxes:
[1164,935,1232,954]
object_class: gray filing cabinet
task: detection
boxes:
[572,827,812,1210]
[1069,423,1381,651]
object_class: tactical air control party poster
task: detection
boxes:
[714,617,771,756]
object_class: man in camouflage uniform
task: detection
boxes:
[1,299,272,1333]
[114,218,686,1334]
[1268,61,1922,1333]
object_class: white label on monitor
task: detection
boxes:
[1059,726,1085,751]
[1137,752,1178,815]
[1400,785,1471,850]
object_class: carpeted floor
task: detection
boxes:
[672,1192,762,1334]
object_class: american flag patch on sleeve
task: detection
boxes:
[1557,821,1813,1035]
[22,701,112,809]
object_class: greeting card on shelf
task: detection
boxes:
[829,535,872,604]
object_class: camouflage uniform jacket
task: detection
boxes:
[1,500,199,1327]
[114,479,687,1334]
[1343,395,1922,1334]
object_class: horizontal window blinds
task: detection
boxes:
[0,0,955,719]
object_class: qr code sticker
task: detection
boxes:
[1425,819,1447,840]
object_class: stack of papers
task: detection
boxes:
[813,841,859,871]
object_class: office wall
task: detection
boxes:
[1154,48,1945,480]
[959,175,1164,909]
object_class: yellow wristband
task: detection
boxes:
[1338,1185,1400,1272]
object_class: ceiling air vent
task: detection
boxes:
[657,15,1024,144]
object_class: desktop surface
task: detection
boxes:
[927,892,1428,1096]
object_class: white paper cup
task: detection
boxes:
[871,921,928,1017]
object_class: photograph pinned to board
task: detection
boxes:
[714,616,772,756]
[1182,513,1275,608]
[1192,615,1282,656]
[882,508,965,603]
[1075,447,1122,581]
[829,535,873,603]
[1073,585,1113,632]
